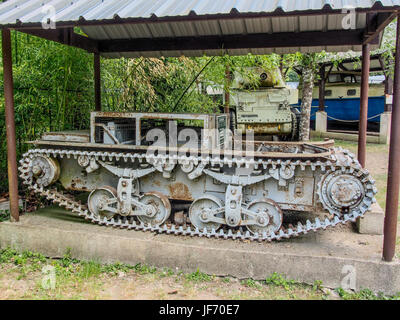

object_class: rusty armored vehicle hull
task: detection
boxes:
[19,112,376,242]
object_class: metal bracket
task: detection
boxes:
[86,159,100,173]
[203,169,271,186]
[115,178,156,217]
[117,178,133,216]
[188,163,205,180]
[225,185,243,227]
[240,207,269,227]
[99,161,156,179]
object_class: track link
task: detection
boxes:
[18,147,377,242]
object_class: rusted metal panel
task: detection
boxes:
[42,130,90,143]
[59,158,118,192]
[168,182,193,201]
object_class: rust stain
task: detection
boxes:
[168,182,193,201]
[153,180,161,187]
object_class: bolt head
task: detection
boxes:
[32,165,42,176]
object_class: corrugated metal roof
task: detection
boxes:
[0,0,399,57]
[0,0,399,25]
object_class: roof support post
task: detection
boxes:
[94,52,101,111]
[318,66,326,112]
[2,29,19,222]
[357,43,370,168]
[383,14,400,262]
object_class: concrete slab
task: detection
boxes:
[315,111,327,133]
[0,206,399,295]
[379,112,391,145]
[311,131,380,144]
[0,199,24,213]
[356,203,384,235]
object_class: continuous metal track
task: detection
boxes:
[18,147,377,242]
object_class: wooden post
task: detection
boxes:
[94,53,101,111]
[2,29,19,222]
[357,43,370,168]
[383,15,400,262]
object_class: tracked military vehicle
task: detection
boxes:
[229,67,300,140]
[19,111,376,242]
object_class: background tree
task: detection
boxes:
[282,52,324,141]
[298,53,319,141]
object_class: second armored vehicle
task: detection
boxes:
[229,67,300,140]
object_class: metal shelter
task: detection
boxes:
[1,0,400,261]
[315,52,394,113]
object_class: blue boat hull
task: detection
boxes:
[296,96,385,123]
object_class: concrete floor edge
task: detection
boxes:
[0,219,399,296]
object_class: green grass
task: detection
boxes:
[336,288,400,300]
[1,247,399,300]
[266,272,297,289]
[0,211,10,222]
[241,278,262,288]
[185,268,214,282]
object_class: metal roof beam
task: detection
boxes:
[99,29,372,54]
[363,11,399,44]
[18,28,99,53]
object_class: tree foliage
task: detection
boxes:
[0,32,94,192]
[0,32,282,193]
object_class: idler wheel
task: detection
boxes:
[30,156,60,187]
[88,186,118,220]
[189,196,222,232]
[319,171,365,214]
[137,192,171,226]
[246,199,283,235]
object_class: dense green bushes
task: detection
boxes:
[0,29,287,193]
[0,32,95,192]
[0,32,226,192]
